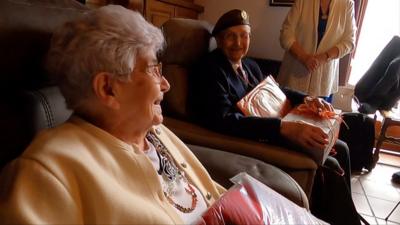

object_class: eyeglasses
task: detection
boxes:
[143,62,163,80]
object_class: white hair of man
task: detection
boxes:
[47,5,165,110]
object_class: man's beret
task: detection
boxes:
[212,9,250,36]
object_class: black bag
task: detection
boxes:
[311,166,362,225]
[339,112,375,171]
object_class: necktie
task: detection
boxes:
[237,67,248,83]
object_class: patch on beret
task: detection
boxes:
[212,9,250,36]
[241,11,248,20]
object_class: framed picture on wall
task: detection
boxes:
[269,0,294,7]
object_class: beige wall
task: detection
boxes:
[194,0,290,61]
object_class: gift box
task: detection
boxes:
[236,75,341,165]
[237,76,291,117]
[195,173,328,225]
[282,107,341,165]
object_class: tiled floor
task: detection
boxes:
[351,152,400,224]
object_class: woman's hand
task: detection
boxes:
[304,96,334,112]
[303,53,330,72]
[315,53,329,65]
[303,55,320,72]
[280,120,329,151]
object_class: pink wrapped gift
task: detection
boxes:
[237,76,291,117]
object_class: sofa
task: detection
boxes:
[161,18,318,198]
[0,0,308,208]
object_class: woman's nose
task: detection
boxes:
[160,76,170,93]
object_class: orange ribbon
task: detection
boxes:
[291,103,338,120]
[290,102,344,156]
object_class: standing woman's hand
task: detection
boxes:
[315,53,329,65]
[303,55,320,72]
[288,42,322,72]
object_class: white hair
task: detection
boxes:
[47,5,165,110]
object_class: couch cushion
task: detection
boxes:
[188,144,309,209]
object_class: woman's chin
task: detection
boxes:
[151,103,165,126]
[153,115,163,126]
[152,108,164,125]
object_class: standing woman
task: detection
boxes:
[277,0,357,102]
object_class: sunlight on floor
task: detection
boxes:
[352,152,400,224]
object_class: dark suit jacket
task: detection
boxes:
[189,48,307,144]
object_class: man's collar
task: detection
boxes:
[228,60,242,70]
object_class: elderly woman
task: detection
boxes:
[0,5,224,224]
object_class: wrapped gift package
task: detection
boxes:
[237,76,291,117]
[195,173,328,225]
[236,75,340,165]
[282,108,341,165]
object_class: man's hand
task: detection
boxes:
[304,96,334,112]
[280,120,329,151]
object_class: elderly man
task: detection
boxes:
[190,9,361,225]
[191,9,338,157]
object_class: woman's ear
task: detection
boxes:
[92,72,120,110]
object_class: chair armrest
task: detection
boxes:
[188,144,309,209]
[163,117,317,170]
[163,117,317,198]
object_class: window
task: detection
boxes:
[348,0,400,85]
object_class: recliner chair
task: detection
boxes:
[0,0,308,208]
[0,0,86,170]
[160,18,318,198]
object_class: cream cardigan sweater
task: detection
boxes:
[0,117,224,224]
[277,0,356,96]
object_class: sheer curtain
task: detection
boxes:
[339,0,368,85]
